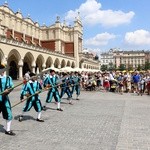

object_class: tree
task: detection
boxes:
[137,64,142,71]
[101,64,108,72]
[108,62,115,71]
[145,61,150,70]
[128,65,133,71]
[118,64,126,71]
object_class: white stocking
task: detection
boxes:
[37,112,41,119]
[6,120,11,132]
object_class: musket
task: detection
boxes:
[11,75,68,108]
[11,82,79,108]
[0,68,51,95]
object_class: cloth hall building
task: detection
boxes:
[0,2,100,79]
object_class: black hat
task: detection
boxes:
[0,64,7,74]
[0,64,5,69]
[50,69,55,73]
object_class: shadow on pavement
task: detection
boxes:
[14,115,36,122]
[0,124,5,133]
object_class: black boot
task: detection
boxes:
[5,130,16,136]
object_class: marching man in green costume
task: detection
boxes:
[43,69,63,111]
[0,64,15,136]
[18,72,44,122]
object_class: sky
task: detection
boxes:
[1,0,150,54]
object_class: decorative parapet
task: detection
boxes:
[83,57,100,64]
[79,53,100,64]
[79,57,100,65]
[0,35,75,60]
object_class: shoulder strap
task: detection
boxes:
[50,77,53,85]
[36,81,39,91]
[29,82,35,94]
[5,76,10,89]
[0,78,2,91]
[48,76,52,84]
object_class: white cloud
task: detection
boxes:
[65,0,135,27]
[84,32,116,47]
[125,29,150,45]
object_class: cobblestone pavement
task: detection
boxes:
[1,84,150,150]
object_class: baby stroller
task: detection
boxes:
[85,78,96,91]
[110,80,118,92]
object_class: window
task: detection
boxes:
[15,37,18,41]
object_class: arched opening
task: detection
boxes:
[23,62,30,75]
[9,61,18,79]
[54,58,60,68]
[71,62,75,68]
[23,52,34,75]
[87,65,89,69]
[36,55,44,72]
[61,59,66,68]
[8,49,21,80]
[0,49,4,64]
[46,57,53,68]
[66,61,71,67]
[79,62,82,68]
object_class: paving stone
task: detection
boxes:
[0,84,150,150]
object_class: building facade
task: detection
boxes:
[101,48,148,70]
[100,49,114,66]
[145,51,150,63]
[114,50,145,68]
[0,2,100,79]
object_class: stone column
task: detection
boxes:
[58,64,61,69]
[42,64,46,71]
[36,67,39,74]
[51,63,54,68]
[32,66,36,73]
[81,63,84,69]
[18,59,23,79]
[31,61,36,73]
[19,65,23,80]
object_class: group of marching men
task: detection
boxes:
[0,64,81,136]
